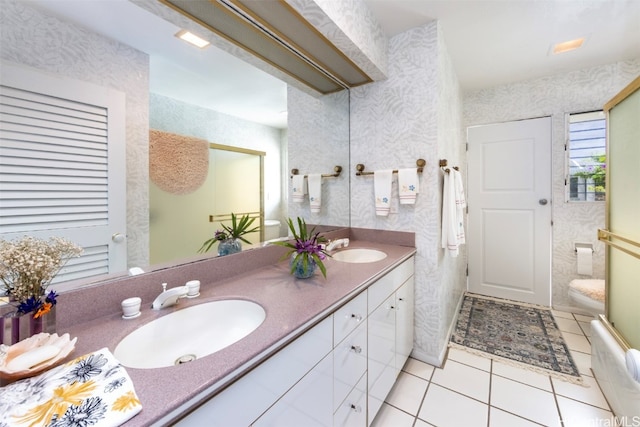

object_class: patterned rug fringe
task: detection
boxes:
[449,342,586,386]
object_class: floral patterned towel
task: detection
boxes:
[0,347,142,427]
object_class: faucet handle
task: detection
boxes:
[161,282,167,292]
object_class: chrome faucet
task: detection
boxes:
[151,283,188,310]
[325,238,350,252]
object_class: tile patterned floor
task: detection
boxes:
[372,310,615,427]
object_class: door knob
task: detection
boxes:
[112,233,126,243]
[539,199,548,205]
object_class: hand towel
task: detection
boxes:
[0,347,142,427]
[308,174,322,213]
[398,168,419,204]
[441,170,459,257]
[291,174,306,203]
[452,169,466,244]
[374,170,393,216]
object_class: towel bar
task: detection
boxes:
[290,165,342,179]
[355,159,425,176]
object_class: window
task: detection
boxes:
[567,111,606,201]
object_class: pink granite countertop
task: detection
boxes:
[61,237,415,426]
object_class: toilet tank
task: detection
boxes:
[264,220,281,241]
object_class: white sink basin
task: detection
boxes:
[114,300,265,369]
[332,248,387,263]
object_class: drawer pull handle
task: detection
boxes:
[351,314,363,322]
[350,345,362,354]
[350,404,362,413]
[389,305,395,310]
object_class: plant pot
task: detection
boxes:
[218,238,242,256]
[290,254,317,279]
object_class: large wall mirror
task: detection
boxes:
[0,0,350,289]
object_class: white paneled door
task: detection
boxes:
[467,117,552,306]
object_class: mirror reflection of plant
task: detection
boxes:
[199,213,260,253]
[272,217,330,278]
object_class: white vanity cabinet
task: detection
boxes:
[174,256,415,427]
[367,259,415,425]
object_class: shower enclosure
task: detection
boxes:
[592,75,640,418]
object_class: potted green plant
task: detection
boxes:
[272,217,330,278]
[199,213,260,256]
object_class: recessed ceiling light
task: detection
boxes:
[175,30,210,49]
[552,37,585,55]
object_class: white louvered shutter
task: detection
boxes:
[0,61,126,285]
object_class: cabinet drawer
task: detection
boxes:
[334,291,367,346]
[253,352,333,427]
[368,257,414,314]
[334,373,367,427]
[334,320,367,410]
[176,317,332,427]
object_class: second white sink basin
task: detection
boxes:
[114,299,265,369]
[332,248,387,263]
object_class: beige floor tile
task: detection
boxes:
[574,313,597,323]
[555,317,583,334]
[562,331,592,354]
[552,310,575,319]
[431,360,490,403]
[569,350,593,377]
[552,375,610,410]
[402,357,435,380]
[419,384,488,427]
[556,396,615,427]
[447,348,492,372]
[489,407,544,426]
[578,321,592,337]
[492,361,553,391]
[385,372,428,416]
[491,376,561,427]
[370,403,415,427]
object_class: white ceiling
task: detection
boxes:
[27,0,640,129]
[364,0,640,90]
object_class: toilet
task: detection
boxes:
[264,219,281,242]
[569,279,605,315]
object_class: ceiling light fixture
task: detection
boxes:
[552,37,585,55]
[175,30,210,49]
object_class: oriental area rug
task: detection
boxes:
[450,293,583,384]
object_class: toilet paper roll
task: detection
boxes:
[576,247,593,276]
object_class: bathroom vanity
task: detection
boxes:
[55,229,416,426]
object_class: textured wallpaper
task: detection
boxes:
[149,93,285,226]
[0,0,150,270]
[351,22,465,364]
[287,87,350,227]
[464,59,640,311]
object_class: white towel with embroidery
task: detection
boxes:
[292,174,306,203]
[374,169,393,216]
[0,347,142,427]
[452,169,466,244]
[308,174,322,213]
[398,168,419,204]
[441,170,459,257]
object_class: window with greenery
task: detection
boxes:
[567,111,606,201]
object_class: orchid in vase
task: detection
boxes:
[273,217,330,278]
